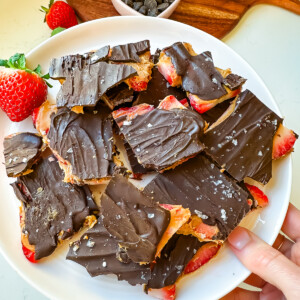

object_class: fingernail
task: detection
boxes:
[228,227,251,250]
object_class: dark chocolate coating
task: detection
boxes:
[49,53,91,79]
[100,175,170,263]
[110,40,151,63]
[47,107,115,181]
[203,90,283,184]
[4,133,43,177]
[135,67,187,107]
[123,141,151,175]
[90,45,110,64]
[56,62,137,108]
[119,108,205,171]
[201,100,231,125]
[163,42,226,100]
[11,155,94,260]
[151,48,161,64]
[143,154,250,239]
[102,82,134,110]
[66,219,151,286]
[147,234,205,289]
[224,73,246,90]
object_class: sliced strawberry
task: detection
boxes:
[272,124,298,160]
[245,183,269,208]
[32,106,40,127]
[126,77,148,92]
[179,98,189,108]
[178,215,219,241]
[22,243,38,263]
[112,104,154,127]
[184,243,220,274]
[156,204,190,257]
[158,96,186,110]
[148,284,176,300]
[188,87,241,114]
[157,53,182,87]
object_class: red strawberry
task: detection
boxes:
[41,0,78,30]
[158,95,186,110]
[272,124,298,160]
[32,106,40,128]
[22,243,38,263]
[147,285,176,300]
[179,98,189,108]
[245,183,269,208]
[126,77,148,92]
[0,54,49,122]
[184,243,220,274]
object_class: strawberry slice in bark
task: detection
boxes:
[22,243,38,263]
[184,242,220,274]
[179,98,189,108]
[147,285,176,300]
[272,123,298,160]
[156,204,191,258]
[158,95,187,110]
[245,184,269,208]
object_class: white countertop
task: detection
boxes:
[0,1,299,299]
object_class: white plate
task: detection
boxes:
[0,17,291,300]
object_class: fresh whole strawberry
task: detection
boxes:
[41,0,78,30]
[0,53,50,122]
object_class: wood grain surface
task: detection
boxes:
[67,0,300,39]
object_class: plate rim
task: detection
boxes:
[0,16,292,300]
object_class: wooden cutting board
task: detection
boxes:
[67,0,300,39]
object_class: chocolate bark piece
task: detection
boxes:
[110,40,151,63]
[56,62,137,108]
[151,48,161,64]
[163,42,226,100]
[143,154,250,239]
[100,175,170,263]
[4,133,43,177]
[49,53,91,79]
[134,67,186,107]
[123,140,151,175]
[116,107,205,171]
[47,107,115,183]
[66,219,151,285]
[201,100,231,125]
[146,234,205,289]
[11,155,94,260]
[102,83,135,110]
[224,73,246,90]
[203,89,283,184]
[90,45,110,64]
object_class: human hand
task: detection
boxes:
[222,203,300,300]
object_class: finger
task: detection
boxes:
[220,287,260,300]
[228,227,300,299]
[281,203,300,242]
[291,242,300,266]
[244,273,265,288]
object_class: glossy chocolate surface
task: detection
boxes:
[203,90,283,184]
[100,175,170,263]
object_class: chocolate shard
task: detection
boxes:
[143,154,250,239]
[56,62,137,108]
[100,175,170,263]
[102,82,135,110]
[203,89,283,184]
[11,155,95,260]
[117,107,205,171]
[90,45,110,64]
[134,67,187,107]
[4,133,44,177]
[123,140,151,175]
[201,100,231,125]
[224,73,246,90]
[163,42,226,100]
[47,107,115,184]
[146,234,205,289]
[66,219,151,286]
[110,40,151,63]
[151,48,161,64]
[49,53,91,79]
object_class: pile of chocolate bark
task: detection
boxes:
[3,40,297,299]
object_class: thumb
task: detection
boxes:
[228,227,300,299]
